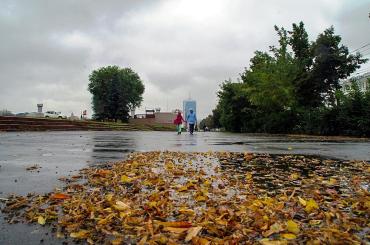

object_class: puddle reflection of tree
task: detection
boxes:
[90,133,138,163]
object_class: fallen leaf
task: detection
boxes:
[281,233,297,239]
[137,235,148,245]
[298,196,306,206]
[309,220,322,226]
[263,223,284,237]
[70,230,89,239]
[111,238,123,245]
[50,193,70,200]
[37,216,46,225]
[113,201,130,211]
[305,199,319,213]
[185,226,202,242]
[286,220,299,234]
[163,227,189,233]
[178,208,195,216]
[120,175,132,183]
[290,173,299,180]
[192,236,211,245]
[260,238,288,245]
[195,195,208,202]
[328,178,337,185]
[158,221,192,228]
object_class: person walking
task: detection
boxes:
[186,108,197,135]
[173,111,185,135]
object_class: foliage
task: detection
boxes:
[0,109,14,116]
[3,151,370,244]
[216,81,254,132]
[212,22,368,136]
[88,66,145,122]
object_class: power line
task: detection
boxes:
[355,66,370,72]
[350,43,370,53]
[353,69,370,76]
[359,47,370,54]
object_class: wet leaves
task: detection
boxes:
[1,151,370,244]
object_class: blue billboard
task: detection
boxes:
[183,99,197,121]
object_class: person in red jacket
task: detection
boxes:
[173,111,186,135]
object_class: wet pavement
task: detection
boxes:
[0,131,369,244]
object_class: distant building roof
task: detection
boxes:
[341,72,370,93]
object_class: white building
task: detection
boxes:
[342,72,370,93]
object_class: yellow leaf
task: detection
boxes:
[281,233,296,239]
[142,180,152,186]
[37,216,46,225]
[309,220,322,226]
[259,238,288,245]
[178,208,195,216]
[192,236,211,245]
[328,178,337,185]
[246,173,253,180]
[286,220,299,234]
[263,223,284,237]
[148,201,157,208]
[203,179,212,186]
[70,230,89,239]
[177,186,188,192]
[290,173,299,180]
[105,193,114,202]
[113,201,130,211]
[137,235,148,245]
[111,238,123,245]
[364,201,370,209]
[305,199,319,213]
[185,226,202,242]
[298,196,306,206]
[195,195,207,202]
[120,175,132,183]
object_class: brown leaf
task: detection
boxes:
[185,226,202,242]
[158,221,192,228]
[163,227,189,233]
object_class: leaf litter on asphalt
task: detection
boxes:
[1,151,370,244]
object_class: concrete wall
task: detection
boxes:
[154,112,176,124]
[129,117,156,125]
[129,112,176,125]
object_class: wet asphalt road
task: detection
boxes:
[0,131,370,244]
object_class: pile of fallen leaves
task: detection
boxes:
[1,151,370,244]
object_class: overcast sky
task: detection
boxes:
[0,0,369,119]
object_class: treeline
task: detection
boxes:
[202,22,369,136]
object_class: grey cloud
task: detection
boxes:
[0,0,369,119]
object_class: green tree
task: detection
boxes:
[288,22,315,107]
[217,81,254,132]
[199,115,214,130]
[241,26,298,111]
[310,27,366,106]
[88,66,145,122]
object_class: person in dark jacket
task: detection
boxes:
[173,111,186,134]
